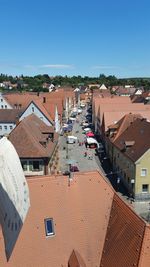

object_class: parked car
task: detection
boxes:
[83,127,92,134]
[69,117,76,121]
[70,165,79,172]
[67,135,78,144]
[67,119,73,124]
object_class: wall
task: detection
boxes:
[0,95,12,109]
[135,149,150,200]
[19,102,52,126]
[113,146,135,195]
[21,159,45,176]
[0,123,16,137]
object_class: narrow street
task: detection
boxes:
[59,108,105,176]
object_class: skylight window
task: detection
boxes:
[44,218,55,237]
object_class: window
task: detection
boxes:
[1,99,3,102]
[4,125,7,130]
[10,125,13,130]
[29,160,42,171]
[0,126,2,130]
[5,105,7,108]
[32,107,34,112]
[44,218,55,236]
[33,161,40,171]
[1,105,3,109]
[21,161,28,171]
[142,184,149,193]
[141,168,147,177]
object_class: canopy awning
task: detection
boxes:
[86,132,94,137]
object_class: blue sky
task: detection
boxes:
[0,0,150,78]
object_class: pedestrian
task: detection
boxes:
[84,151,87,157]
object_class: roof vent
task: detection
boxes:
[125,141,135,147]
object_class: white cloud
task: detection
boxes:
[91,65,118,70]
[40,64,74,69]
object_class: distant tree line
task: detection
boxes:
[0,73,150,91]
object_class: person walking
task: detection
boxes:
[84,151,87,157]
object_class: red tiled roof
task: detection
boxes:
[112,113,143,141]
[100,194,145,267]
[29,99,54,124]
[0,171,149,266]
[43,99,63,120]
[104,112,142,137]
[4,93,39,109]
[92,96,131,119]
[9,114,58,158]
[68,250,86,267]
[138,226,150,267]
[0,171,114,266]
[0,109,23,123]
[114,118,150,162]
[100,103,149,126]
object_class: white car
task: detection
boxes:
[77,108,82,114]
[82,122,89,127]
[69,117,76,121]
[83,127,92,133]
[67,136,78,144]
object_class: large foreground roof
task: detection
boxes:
[0,171,149,266]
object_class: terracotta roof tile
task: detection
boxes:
[4,93,39,109]
[138,226,150,267]
[68,250,86,267]
[105,112,142,136]
[0,171,114,267]
[93,96,131,120]
[9,114,57,158]
[43,99,63,120]
[0,109,22,123]
[28,99,54,124]
[0,171,149,266]
[100,103,149,126]
[100,194,145,267]
[114,118,150,162]
[112,113,143,141]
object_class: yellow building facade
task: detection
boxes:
[111,145,150,200]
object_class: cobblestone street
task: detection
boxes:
[59,108,105,175]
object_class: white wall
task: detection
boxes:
[21,159,45,176]
[0,123,16,137]
[19,102,53,126]
[0,94,12,109]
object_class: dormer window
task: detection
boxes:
[125,141,135,147]
[44,218,55,237]
[32,107,34,112]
